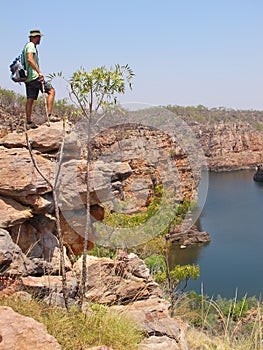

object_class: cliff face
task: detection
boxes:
[1,110,261,269]
[0,120,202,268]
[195,122,263,171]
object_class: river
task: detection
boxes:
[169,170,263,299]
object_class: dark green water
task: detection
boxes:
[170,170,263,298]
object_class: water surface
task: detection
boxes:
[170,170,263,298]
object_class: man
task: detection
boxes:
[24,29,56,128]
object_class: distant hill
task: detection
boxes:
[165,104,263,131]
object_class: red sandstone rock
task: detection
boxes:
[0,306,61,349]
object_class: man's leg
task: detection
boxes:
[26,98,35,122]
[46,88,55,115]
[25,80,38,124]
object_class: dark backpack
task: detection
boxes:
[9,50,27,83]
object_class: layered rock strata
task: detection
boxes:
[195,121,263,171]
[0,121,203,265]
[20,252,188,350]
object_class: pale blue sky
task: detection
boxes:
[1,0,263,110]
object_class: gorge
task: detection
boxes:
[1,102,263,348]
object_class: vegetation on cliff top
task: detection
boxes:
[1,86,263,131]
[166,104,263,130]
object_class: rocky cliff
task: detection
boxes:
[0,251,188,349]
[0,118,206,272]
[0,119,194,348]
[1,110,261,272]
[1,107,261,349]
[195,121,263,171]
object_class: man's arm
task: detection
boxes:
[27,52,44,81]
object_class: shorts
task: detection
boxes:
[25,78,54,100]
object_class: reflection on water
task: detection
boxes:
[169,243,209,270]
[169,170,263,298]
[169,245,203,266]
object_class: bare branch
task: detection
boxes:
[24,121,70,311]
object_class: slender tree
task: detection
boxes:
[24,119,69,311]
[49,64,134,308]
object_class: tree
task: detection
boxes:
[144,235,200,317]
[49,64,134,308]
[24,119,69,311]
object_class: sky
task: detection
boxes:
[1,0,263,110]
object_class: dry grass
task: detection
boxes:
[0,293,143,350]
[174,290,263,350]
[1,277,262,349]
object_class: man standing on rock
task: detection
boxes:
[23,29,57,128]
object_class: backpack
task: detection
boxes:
[9,50,27,83]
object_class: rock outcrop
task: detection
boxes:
[0,120,203,269]
[2,105,263,349]
[253,164,263,182]
[0,306,62,350]
[0,115,208,349]
[21,252,188,349]
[0,228,37,276]
[138,335,184,350]
[196,121,263,171]
[169,224,210,246]
[73,253,162,304]
[111,296,188,349]
[0,122,101,269]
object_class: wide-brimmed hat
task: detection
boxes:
[29,29,44,37]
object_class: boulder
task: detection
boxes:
[57,159,87,211]
[0,147,54,197]
[73,253,162,304]
[253,164,263,182]
[0,122,64,152]
[138,335,182,350]
[10,216,72,274]
[60,213,95,256]
[0,196,32,228]
[111,296,187,342]
[0,306,61,350]
[169,224,210,246]
[57,159,131,211]
[0,228,37,276]
[15,193,54,214]
[21,272,78,301]
[10,221,42,258]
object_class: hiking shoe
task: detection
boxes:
[48,115,60,122]
[26,121,38,129]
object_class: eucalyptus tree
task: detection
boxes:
[50,64,134,308]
